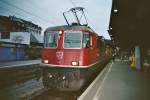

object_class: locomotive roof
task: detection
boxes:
[45,25,95,33]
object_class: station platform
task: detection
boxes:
[0,59,41,69]
[78,59,150,100]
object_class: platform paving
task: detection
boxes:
[79,60,150,100]
[98,60,150,100]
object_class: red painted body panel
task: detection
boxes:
[41,26,109,68]
[42,48,94,66]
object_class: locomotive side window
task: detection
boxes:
[45,32,58,48]
[83,33,90,48]
[64,32,82,48]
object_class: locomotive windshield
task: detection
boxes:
[64,32,82,48]
[45,32,58,48]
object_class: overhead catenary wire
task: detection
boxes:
[0,6,51,27]
[22,0,58,25]
[0,6,28,19]
[0,0,56,26]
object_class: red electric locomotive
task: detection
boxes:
[41,7,111,91]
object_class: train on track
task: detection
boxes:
[41,7,112,91]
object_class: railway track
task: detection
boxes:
[0,60,109,100]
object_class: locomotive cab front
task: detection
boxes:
[41,27,98,68]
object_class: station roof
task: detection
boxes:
[109,0,150,51]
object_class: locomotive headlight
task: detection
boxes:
[59,30,63,35]
[71,61,79,66]
[44,60,49,64]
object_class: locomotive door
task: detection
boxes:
[89,34,95,64]
[84,33,95,64]
[83,32,96,64]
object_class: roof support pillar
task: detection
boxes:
[135,45,141,70]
